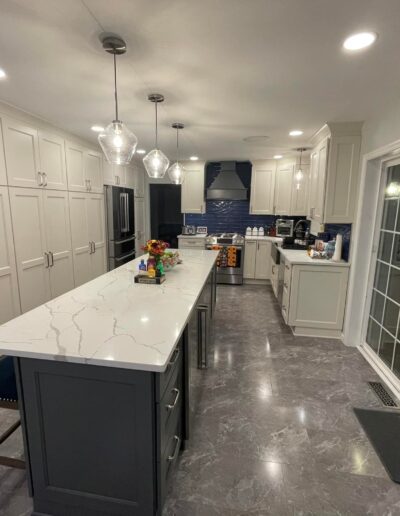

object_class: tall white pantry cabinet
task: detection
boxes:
[0,113,110,323]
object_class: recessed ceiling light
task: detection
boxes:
[343,32,377,51]
[91,125,104,132]
[273,155,283,159]
[136,149,146,154]
[190,156,199,161]
[243,135,269,143]
[0,68,7,79]
[289,130,303,136]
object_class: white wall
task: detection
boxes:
[362,99,400,154]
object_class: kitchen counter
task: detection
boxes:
[278,247,350,266]
[0,249,219,372]
[178,233,207,238]
[245,235,283,242]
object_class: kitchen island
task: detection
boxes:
[0,249,218,516]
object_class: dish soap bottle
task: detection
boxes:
[138,259,147,275]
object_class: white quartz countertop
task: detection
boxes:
[177,234,207,239]
[278,247,350,266]
[245,235,283,242]
[0,250,219,372]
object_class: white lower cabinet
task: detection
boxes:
[244,240,272,280]
[0,123,8,186]
[42,190,74,298]
[284,263,349,337]
[134,197,146,255]
[69,192,106,287]
[9,187,75,312]
[9,188,50,312]
[0,187,21,322]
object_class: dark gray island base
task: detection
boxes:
[14,268,216,516]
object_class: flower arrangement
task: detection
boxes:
[161,250,180,270]
[142,239,169,257]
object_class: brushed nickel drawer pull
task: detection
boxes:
[168,435,181,461]
[166,388,180,411]
[169,347,180,366]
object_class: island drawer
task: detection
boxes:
[158,367,183,454]
[158,415,183,508]
[156,342,183,401]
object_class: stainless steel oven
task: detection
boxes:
[206,233,244,285]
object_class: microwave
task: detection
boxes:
[276,219,294,237]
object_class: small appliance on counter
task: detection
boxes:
[182,225,196,235]
[196,226,208,234]
[275,219,294,238]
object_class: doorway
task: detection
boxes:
[363,161,400,378]
[150,184,183,249]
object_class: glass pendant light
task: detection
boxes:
[143,94,169,178]
[168,123,186,185]
[295,147,307,189]
[98,36,138,165]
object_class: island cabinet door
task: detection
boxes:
[18,358,156,516]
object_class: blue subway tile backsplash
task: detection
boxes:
[186,162,352,261]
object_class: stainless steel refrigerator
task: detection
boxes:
[104,185,136,270]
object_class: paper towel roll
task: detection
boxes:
[332,234,343,262]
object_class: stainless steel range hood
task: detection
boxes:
[206,161,247,200]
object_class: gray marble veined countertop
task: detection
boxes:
[0,249,219,372]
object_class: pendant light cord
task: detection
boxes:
[155,101,158,149]
[113,53,119,122]
[176,127,179,162]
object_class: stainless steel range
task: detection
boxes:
[206,233,245,285]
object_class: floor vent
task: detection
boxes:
[368,381,398,407]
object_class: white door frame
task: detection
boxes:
[344,139,400,398]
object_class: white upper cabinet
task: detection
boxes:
[126,162,145,197]
[0,122,7,185]
[274,162,294,215]
[38,131,67,190]
[84,150,103,193]
[181,161,205,214]
[103,158,128,187]
[66,142,86,191]
[308,122,362,226]
[2,117,41,188]
[42,190,74,298]
[9,187,51,312]
[67,142,103,193]
[291,163,310,216]
[250,161,276,215]
[0,186,21,323]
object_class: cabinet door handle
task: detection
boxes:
[93,241,96,253]
[168,435,181,462]
[285,265,290,270]
[89,180,92,191]
[42,173,48,187]
[89,241,93,254]
[44,252,50,268]
[284,282,288,289]
[38,172,43,186]
[49,251,54,267]
[166,388,180,411]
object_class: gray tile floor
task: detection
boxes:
[162,285,400,516]
[1,284,400,515]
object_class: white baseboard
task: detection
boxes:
[358,343,400,401]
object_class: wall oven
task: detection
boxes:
[206,233,244,285]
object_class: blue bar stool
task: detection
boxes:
[0,356,25,469]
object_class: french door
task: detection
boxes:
[363,160,400,377]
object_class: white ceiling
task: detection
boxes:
[0,0,400,161]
